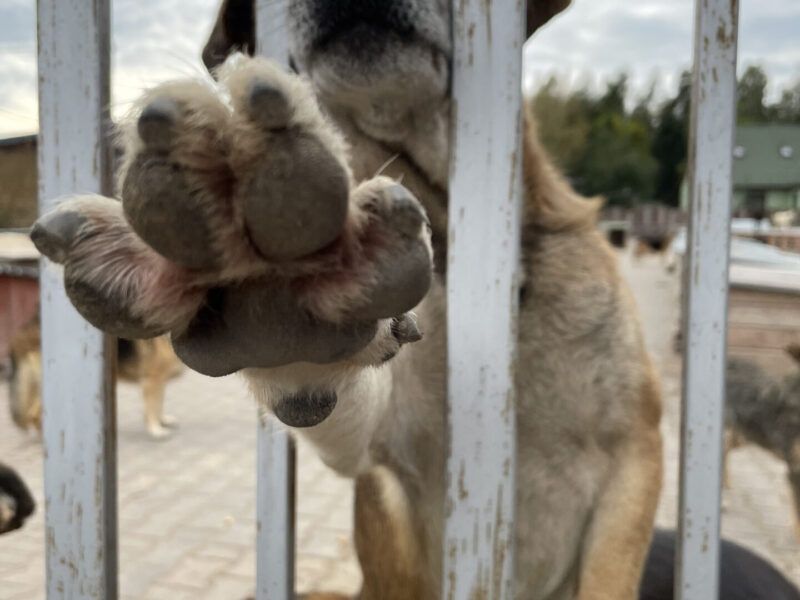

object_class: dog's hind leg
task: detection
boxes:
[577,421,662,599]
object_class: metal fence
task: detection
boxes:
[35,0,739,598]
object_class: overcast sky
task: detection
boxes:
[1,0,799,136]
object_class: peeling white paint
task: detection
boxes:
[444,1,524,598]
[678,1,739,598]
[37,1,118,598]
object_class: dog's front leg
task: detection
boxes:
[244,320,412,477]
[576,421,662,600]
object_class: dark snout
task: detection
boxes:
[203,0,255,71]
[306,0,418,51]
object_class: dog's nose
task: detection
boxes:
[312,0,414,45]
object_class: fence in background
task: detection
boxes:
[36,1,739,599]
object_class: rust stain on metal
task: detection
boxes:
[716,23,732,48]
[458,461,469,500]
[492,484,509,598]
[482,0,492,46]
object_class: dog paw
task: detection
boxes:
[147,423,174,440]
[31,57,432,379]
[160,415,179,429]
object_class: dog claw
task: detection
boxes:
[392,313,423,345]
[30,209,85,264]
[249,81,292,129]
[137,98,179,150]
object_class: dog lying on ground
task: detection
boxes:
[725,346,800,538]
[8,319,182,438]
[0,462,35,535]
[29,0,663,597]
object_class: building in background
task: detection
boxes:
[0,135,37,229]
[682,125,800,219]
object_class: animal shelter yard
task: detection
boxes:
[1,248,798,599]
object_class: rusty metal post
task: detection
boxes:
[677,0,739,598]
[37,1,118,598]
[444,1,525,597]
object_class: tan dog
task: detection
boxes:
[29,1,662,598]
[8,320,182,438]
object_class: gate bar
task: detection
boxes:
[444,1,525,598]
[37,1,118,598]
[254,2,296,598]
[677,0,739,598]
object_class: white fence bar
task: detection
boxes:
[254,2,296,598]
[37,1,117,599]
[677,0,739,598]
[256,416,295,600]
[444,1,524,598]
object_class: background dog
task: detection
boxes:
[725,345,800,537]
[8,320,182,438]
[0,461,35,535]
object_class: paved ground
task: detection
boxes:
[0,375,361,599]
[0,250,798,598]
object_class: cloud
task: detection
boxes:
[0,0,799,136]
[0,0,219,136]
[525,0,800,102]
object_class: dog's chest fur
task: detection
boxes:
[334,113,655,596]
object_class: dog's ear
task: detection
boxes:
[202,0,255,72]
[527,0,571,37]
[785,344,800,367]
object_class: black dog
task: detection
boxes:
[641,529,800,600]
[0,461,35,534]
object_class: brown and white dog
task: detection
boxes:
[8,322,182,439]
[29,1,663,598]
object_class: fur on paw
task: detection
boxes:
[31,57,432,378]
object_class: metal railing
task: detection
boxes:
[35,0,739,599]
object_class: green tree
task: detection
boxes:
[530,77,590,172]
[575,111,658,207]
[773,80,800,123]
[737,65,769,123]
[651,71,691,206]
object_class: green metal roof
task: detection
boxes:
[733,125,800,189]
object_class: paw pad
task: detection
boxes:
[32,57,433,381]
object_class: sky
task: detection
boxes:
[1,0,799,137]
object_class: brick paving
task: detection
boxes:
[0,372,360,599]
[0,251,798,598]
